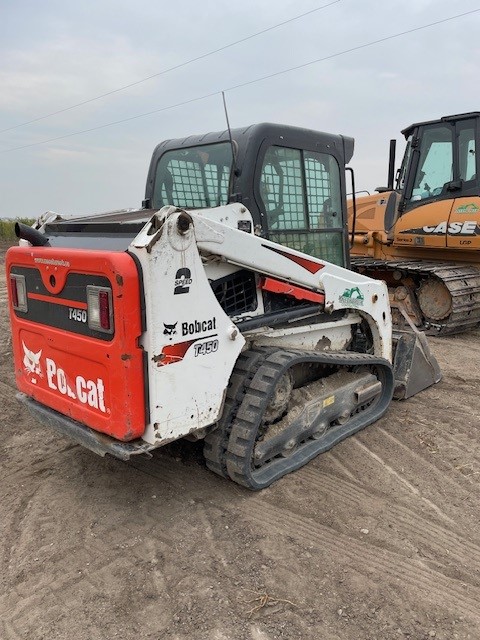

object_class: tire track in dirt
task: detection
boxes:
[2,552,125,622]
[373,423,480,497]
[0,438,77,482]
[340,421,478,510]
[0,619,24,640]
[435,419,480,442]
[382,409,480,484]
[1,488,43,576]
[239,497,480,622]
[428,428,480,479]
[322,450,358,482]
[0,378,20,402]
[352,437,456,525]
[297,466,480,587]
[1,488,179,636]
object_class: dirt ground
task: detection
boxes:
[1,245,480,640]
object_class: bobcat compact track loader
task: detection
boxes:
[7,123,440,490]
[349,112,480,335]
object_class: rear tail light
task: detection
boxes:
[87,285,113,333]
[10,274,28,312]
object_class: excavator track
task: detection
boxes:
[207,349,393,490]
[352,257,480,336]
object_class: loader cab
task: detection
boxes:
[145,123,354,268]
[397,113,480,213]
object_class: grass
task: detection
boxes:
[0,218,36,242]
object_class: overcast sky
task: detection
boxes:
[1,0,479,218]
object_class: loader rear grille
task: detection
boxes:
[210,270,257,317]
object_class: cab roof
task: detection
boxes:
[402,112,480,138]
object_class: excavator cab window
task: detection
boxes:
[458,126,476,182]
[152,143,233,209]
[409,125,453,203]
[396,136,413,191]
[401,117,478,213]
[259,145,344,265]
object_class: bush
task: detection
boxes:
[0,218,36,242]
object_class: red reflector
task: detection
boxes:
[10,276,19,308]
[99,290,111,330]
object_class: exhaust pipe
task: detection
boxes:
[387,139,396,191]
[15,222,50,246]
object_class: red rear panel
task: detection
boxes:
[7,246,146,441]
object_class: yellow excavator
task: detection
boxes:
[348,112,480,335]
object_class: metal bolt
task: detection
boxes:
[228,325,238,340]
[176,213,191,234]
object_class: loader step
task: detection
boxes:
[206,350,394,490]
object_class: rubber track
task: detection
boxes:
[202,347,273,478]
[225,350,394,490]
[351,257,480,335]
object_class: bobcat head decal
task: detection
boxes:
[22,342,43,382]
[163,322,177,336]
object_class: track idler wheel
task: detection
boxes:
[417,279,452,322]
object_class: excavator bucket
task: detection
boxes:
[392,329,442,400]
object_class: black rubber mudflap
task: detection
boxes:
[392,330,442,400]
[224,350,394,490]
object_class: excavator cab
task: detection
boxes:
[349,112,480,335]
[398,114,478,203]
[394,113,480,250]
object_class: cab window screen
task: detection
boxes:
[261,147,306,229]
[153,143,232,209]
[260,146,344,265]
[305,152,342,229]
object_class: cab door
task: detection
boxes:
[394,116,480,250]
[447,197,480,249]
[394,122,455,249]
[446,120,480,249]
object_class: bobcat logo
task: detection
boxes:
[22,342,43,383]
[163,322,178,336]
